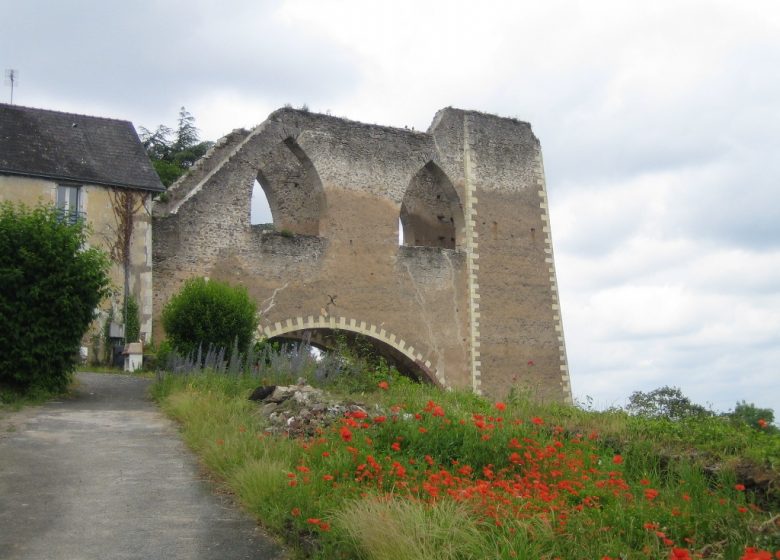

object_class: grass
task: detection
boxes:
[152,371,780,559]
[0,382,68,412]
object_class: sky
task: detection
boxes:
[2,0,778,413]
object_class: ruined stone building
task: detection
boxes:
[153,107,571,402]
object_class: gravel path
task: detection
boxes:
[0,372,285,560]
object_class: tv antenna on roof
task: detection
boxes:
[5,69,18,104]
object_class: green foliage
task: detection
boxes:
[123,294,140,343]
[1,382,65,409]
[102,306,115,363]
[161,277,258,357]
[155,339,174,367]
[0,203,110,392]
[731,400,777,432]
[139,107,214,187]
[626,385,711,420]
[173,106,199,153]
[152,159,186,187]
[152,372,780,559]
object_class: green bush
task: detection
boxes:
[161,277,257,357]
[0,203,110,392]
[123,294,140,343]
[731,400,777,432]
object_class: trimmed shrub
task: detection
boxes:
[161,277,257,357]
[123,294,141,343]
[0,203,110,392]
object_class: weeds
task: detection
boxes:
[153,372,780,559]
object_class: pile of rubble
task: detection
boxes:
[248,380,374,438]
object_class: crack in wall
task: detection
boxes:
[260,282,289,317]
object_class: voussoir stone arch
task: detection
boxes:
[262,315,446,388]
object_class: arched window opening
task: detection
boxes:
[250,179,273,226]
[251,137,324,236]
[400,161,463,249]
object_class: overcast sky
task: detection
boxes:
[3,0,778,413]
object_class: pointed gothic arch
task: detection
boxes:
[254,137,325,236]
[400,161,464,249]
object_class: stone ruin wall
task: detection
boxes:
[152,107,572,403]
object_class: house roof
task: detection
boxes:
[0,103,165,192]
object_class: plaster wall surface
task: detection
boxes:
[152,108,571,402]
[0,175,154,352]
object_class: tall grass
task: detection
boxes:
[336,497,491,560]
[153,371,780,559]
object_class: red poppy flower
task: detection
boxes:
[495,402,506,411]
[378,381,389,390]
[735,483,746,491]
[612,455,623,465]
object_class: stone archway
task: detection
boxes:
[262,315,445,387]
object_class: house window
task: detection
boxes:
[56,184,83,224]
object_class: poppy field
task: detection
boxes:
[153,373,779,559]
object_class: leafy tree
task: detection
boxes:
[173,106,199,153]
[626,386,711,420]
[730,400,776,431]
[138,107,213,187]
[0,203,110,392]
[137,124,173,161]
[161,277,258,357]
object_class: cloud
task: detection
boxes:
[0,0,359,135]
[2,0,779,413]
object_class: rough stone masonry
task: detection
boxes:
[152,107,572,403]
